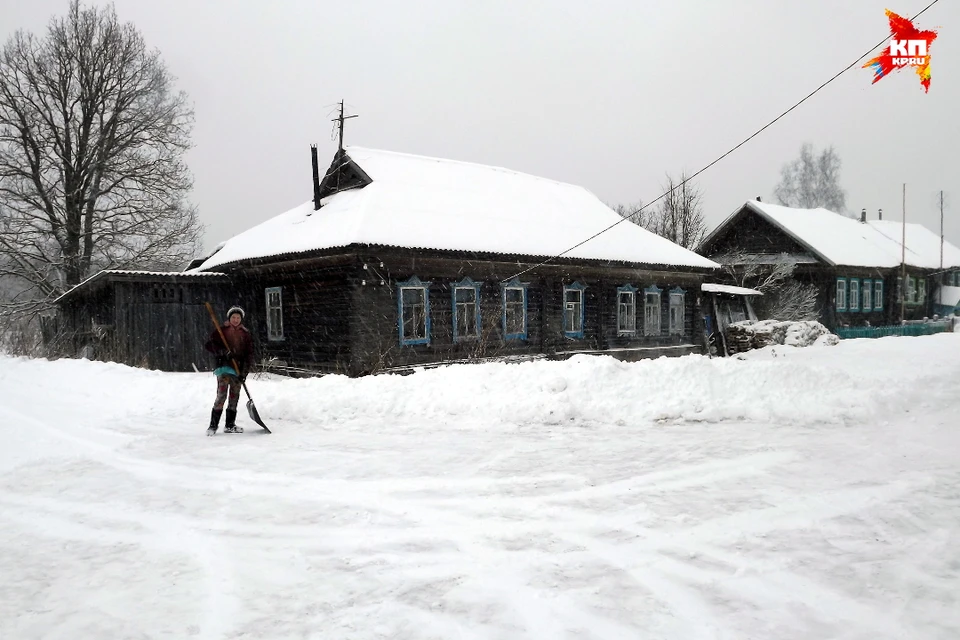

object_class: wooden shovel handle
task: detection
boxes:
[204,302,243,376]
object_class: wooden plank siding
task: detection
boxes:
[57,277,236,371]
[113,280,239,371]
[340,248,707,374]
[235,255,359,375]
[702,209,813,258]
[55,247,713,375]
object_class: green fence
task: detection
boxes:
[836,322,954,339]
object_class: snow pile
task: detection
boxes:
[2,331,953,437]
[726,319,835,353]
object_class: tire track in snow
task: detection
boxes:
[0,498,240,640]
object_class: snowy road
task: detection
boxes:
[1,336,959,639]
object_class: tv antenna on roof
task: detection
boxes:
[332,100,358,152]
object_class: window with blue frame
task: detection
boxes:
[849,278,860,311]
[563,282,586,338]
[644,285,662,336]
[617,284,637,334]
[836,278,847,311]
[398,276,430,345]
[874,279,884,310]
[502,278,528,340]
[861,279,872,312]
[452,278,481,342]
[668,287,685,335]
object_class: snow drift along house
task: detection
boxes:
[55,146,720,375]
[699,199,960,332]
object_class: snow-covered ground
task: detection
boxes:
[1,335,959,639]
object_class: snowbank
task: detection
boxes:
[2,331,955,433]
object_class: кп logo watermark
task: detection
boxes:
[863,9,939,92]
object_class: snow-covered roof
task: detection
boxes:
[867,220,960,269]
[701,283,763,296]
[194,146,719,271]
[707,200,960,269]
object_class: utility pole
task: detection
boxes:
[332,100,358,152]
[940,189,944,275]
[901,184,906,323]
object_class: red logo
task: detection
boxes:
[863,9,938,92]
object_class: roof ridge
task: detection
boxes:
[344,145,587,192]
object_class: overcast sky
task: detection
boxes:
[2,0,958,255]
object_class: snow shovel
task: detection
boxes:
[205,302,272,434]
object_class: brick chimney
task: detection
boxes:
[860,208,866,223]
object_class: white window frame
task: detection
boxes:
[861,279,872,313]
[398,277,430,346]
[452,280,480,342]
[502,279,528,340]
[644,286,662,336]
[563,283,585,338]
[874,279,884,310]
[617,286,637,335]
[849,279,860,311]
[265,286,284,341]
[668,288,685,335]
[836,278,847,311]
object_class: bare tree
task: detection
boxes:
[0,1,201,327]
[611,200,655,232]
[613,173,707,250]
[713,249,820,321]
[774,143,848,214]
[652,173,707,250]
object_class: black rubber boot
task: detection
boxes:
[224,409,242,433]
[207,408,223,436]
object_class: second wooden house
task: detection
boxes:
[699,199,960,332]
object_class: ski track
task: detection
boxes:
[2,352,960,638]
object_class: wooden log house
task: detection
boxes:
[55,146,721,375]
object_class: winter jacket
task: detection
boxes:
[205,324,254,377]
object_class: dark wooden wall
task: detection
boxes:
[800,267,933,329]
[346,249,707,375]
[236,257,358,375]
[56,249,712,376]
[57,278,238,371]
[112,280,239,371]
[702,209,813,257]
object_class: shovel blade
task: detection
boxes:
[246,398,271,433]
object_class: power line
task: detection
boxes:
[503,0,941,282]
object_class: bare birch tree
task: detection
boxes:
[774,143,848,215]
[712,249,820,320]
[0,1,201,325]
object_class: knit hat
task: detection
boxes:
[226,306,245,321]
